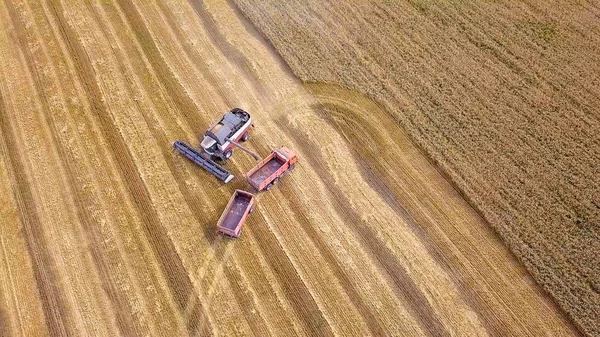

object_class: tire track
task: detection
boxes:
[279,117,451,337]
[115,0,206,128]
[152,0,236,108]
[0,236,22,337]
[113,1,333,334]
[44,1,213,335]
[187,0,268,99]
[247,210,335,337]
[312,88,532,336]
[4,1,144,334]
[278,186,391,336]
[0,88,68,337]
[0,306,11,337]
[322,103,517,336]
[92,1,277,334]
[84,4,217,335]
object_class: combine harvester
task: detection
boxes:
[174,108,257,183]
[200,108,258,162]
[173,108,299,239]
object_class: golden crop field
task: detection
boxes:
[233,0,600,335]
[0,0,588,336]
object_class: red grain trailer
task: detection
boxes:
[216,189,255,238]
[246,147,298,191]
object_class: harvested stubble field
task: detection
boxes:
[0,0,587,336]
[234,0,600,335]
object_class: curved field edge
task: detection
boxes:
[305,81,578,334]
[0,0,592,335]
[231,1,600,335]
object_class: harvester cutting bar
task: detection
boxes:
[173,141,234,183]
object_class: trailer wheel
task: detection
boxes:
[265,183,273,191]
[241,132,249,142]
[272,177,279,185]
[289,164,296,171]
[224,150,232,160]
[249,207,254,213]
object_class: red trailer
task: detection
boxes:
[217,190,255,238]
[246,147,298,191]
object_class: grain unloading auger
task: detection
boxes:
[224,136,259,160]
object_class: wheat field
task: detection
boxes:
[0,0,586,336]
[233,0,600,335]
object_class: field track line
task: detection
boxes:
[4,1,160,335]
[112,0,338,334]
[0,227,26,336]
[280,121,452,337]
[330,110,521,336]
[98,0,284,334]
[85,3,219,334]
[0,67,69,337]
[280,187,395,336]
[245,209,336,336]
[35,1,199,335]
[187,0,268,100]
[152,0,238,108]
[43,1,213,335]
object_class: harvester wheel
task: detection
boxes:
[241,132,249,142]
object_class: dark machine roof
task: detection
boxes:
[205,112,244,145]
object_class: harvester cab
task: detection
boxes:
[200,108,257,162]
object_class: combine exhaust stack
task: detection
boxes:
[173,141,234,183]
